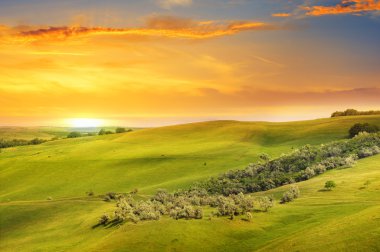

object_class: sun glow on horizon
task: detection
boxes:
[67,118,105,128]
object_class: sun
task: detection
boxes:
[67,118,104,128]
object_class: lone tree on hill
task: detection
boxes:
[324,181,336,191]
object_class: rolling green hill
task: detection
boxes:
[1,115,380,251]
[0,126,134,141]
[0,126,71,140]
[1,115,380,201]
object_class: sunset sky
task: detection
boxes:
[0,0,379,126]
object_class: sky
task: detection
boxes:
[0,0,379,127]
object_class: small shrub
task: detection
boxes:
[99,214,110,225]
[246,212,253,222]
[281,185,300,204]
[67,132,82,138]
[324,181,336,190]
[115,127,126,133]
[258,196,274,212]
[87,190,94,196]
[105,192,117,199]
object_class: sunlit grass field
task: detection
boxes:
[1,115,380,251]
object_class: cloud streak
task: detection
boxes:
[272,13,292,17]
[1,16,275,44]
[303,0,380,16]
[157,0,192,9]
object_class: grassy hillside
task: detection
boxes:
[1,154,379,252]
[1,115,380,251]
[1,115,380,201]
[0,126,129,140]
[0,126,71,140]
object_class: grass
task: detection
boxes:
[1,154,379,252]
[0,115,380,251]
[0,126,71,140]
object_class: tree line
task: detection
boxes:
[0,127,133,149]
[67,127,132,138]
[0,138,47,149]
[331,109,380,118]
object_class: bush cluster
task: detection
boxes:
[331,109,380,117]
[103,189,262,224]
[280,185,300,204]
[349,123,379,138]
[98,128,132,136]
[195,132,379,196]
[0,138,47,149]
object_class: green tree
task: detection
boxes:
[349,123,379,138]
[67,132,82,138]
[116,127,126,133]
[324,180,336,190]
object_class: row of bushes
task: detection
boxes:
[67,127,132,138]
[192,132,379,196]
[0,138,47,149]
[331,109,380,117]
[100,190,277,225]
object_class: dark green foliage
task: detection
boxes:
[331,109,380,117]
[99,129,114,135]
[67,132,82,138]
[86,190,94,196]
[115,127,126,133]
[349,123,379,138]
[196,133,379,195]
[324,181,336,190]
[99,214,111,225]
[115,127,132,133]
[259,153,271,162]
[0,138,47,149]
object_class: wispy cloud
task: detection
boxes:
[157,0,192,9]
[1,16,276,44]
[272,13,292,18]
[303,0,380,16]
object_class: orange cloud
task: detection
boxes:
[272,13,292,17]
[304,0,380,16]
[1,16,275,44]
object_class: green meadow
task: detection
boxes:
[1,115,380,251]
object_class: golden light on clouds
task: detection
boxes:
[304,0,380,16]
[0,17,274,44]
[0,0,379,126]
